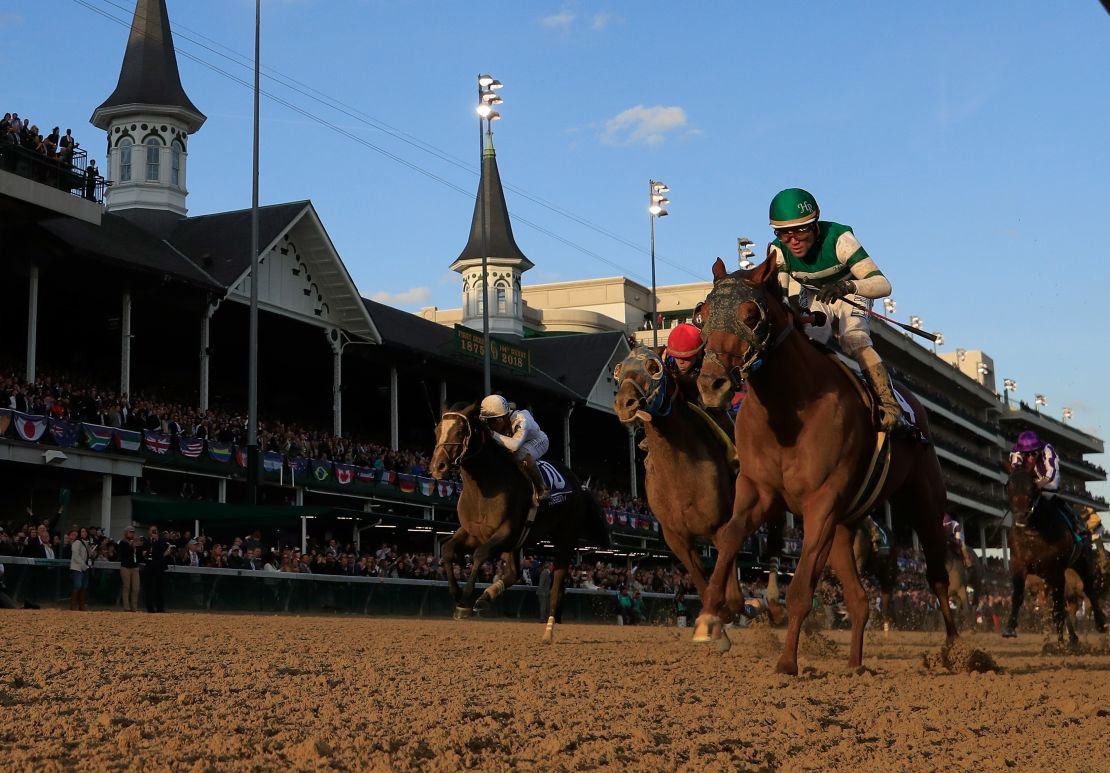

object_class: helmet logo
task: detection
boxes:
[797,201,814,214]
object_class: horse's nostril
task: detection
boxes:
[624,398,638,408]
[712,378,728,392]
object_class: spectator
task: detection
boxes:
[117,526,140,611]
[536,560,553,621]
[69,527,93,611]
[142,525,173,613]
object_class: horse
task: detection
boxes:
[429,402,610,642]
[1004,459,1108,642]
[852,515,898,629]
[694,257,958,674]
[945,546,982,629]
[612,345,751,646]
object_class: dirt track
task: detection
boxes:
[3,612,1110,771]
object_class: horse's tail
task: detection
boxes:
[578,489,612,549]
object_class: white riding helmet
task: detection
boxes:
[479,394,511,420]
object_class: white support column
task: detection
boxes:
[978,523,988,560]
[100,474,112,535]
[294,487,304,506]
[1001,527,1010,570]
[563,403,574,468]
[217,478,227,504]
[627,426,638,497]
[120,291,132,396]
[26,264,39,383]
[390,366,399,452]
[884,501,893,531]
[353,522,360,552]
[194,519,201,539]
[786,512,795,529]
[199,308,212,412]
[439,380,447,412]
[912,530,921,552]
[301,516,307,553]
[332,345,343,437]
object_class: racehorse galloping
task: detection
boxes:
[695,257,958,674]
[612,346,750,644]
[852,516,898,630]
[1004,460,1108,642]
[945,547,982,629]
[430,402,609,642]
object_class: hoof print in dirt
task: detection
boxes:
[799,632,839,659]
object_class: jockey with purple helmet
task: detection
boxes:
[1009,430,1088,542]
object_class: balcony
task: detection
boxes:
[1060,456,1108,482]
[1000,402,1104,455]
[1,143,108,203]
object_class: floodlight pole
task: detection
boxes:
[479,75,491,395]
[247,0,261,504]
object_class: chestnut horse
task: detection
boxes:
[695,257,957,674]
[430,402,610,642]
[1003,460,1108,642]
[612,345,755,646]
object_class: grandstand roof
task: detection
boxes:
[36,211,221,290]
[91,0,205,132]
[526,332,628,399]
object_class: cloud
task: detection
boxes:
[371,286,431,307]
[591,11,621,30]
[540,9,575,29]
[0,11,22,27]
[601,105,689,146]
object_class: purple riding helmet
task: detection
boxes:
[1012,430,1044,454]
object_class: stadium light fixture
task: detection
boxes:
[882,298,896,315]
[648,179,671,347]
[1063,407,1073,423]
[478,74,494,87]
[1034,394,1047,412]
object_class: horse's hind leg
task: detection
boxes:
[902,489,958,642]
[1047,573,1072,644]
[476,549,519,611]
[1073,555,1109,633]
[1004,567,1025,637]
[442,529,467,605]
[544,541,573,644]
[458,523,512,615]
[827,524,871,669]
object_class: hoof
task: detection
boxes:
[714,630,732,654]
[542,616,555,644]
[692,614,718,643]
[774,657,799,676]
[453,606,473,620]
[1001,627,1016,638]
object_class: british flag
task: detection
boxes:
[143,431,171,455]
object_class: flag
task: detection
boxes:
[454,481,464,497]
[335,463,354,485]
[417,476,435,497]
[178,437,204,458]
[0,408,10,436]
[617,512,628,527]
[356,466,374,484]
[48,419,79,448]
[144,430,171,455]
[13,411,47,442]
[652,519,660,533]
[312,460,331,482]
[436,480,454,498]
[81,423,114,451]
[208,441,232,463]
[605,510,615,525]
[379,470,397,487]
[113,428,141,452]
[263,452,284,473]
[234,446,248,467]
[397,473,416,494]
[289,457,309,477]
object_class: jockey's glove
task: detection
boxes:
[816,279,856,304]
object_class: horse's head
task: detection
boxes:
[1006,456,1039,528]
[695,256,789,409]
[612,345,673,424]
[431,402,484,478]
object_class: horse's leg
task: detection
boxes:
[1047,571,1070,644]
[827,524,870,669]
[662,526,710,605]
[476,548,519,611]
[909,504,958,643]
[442,529,466,605]
[1004,565,1025,637]
[543,542,572,644]
[1073,554,1109,634]
[458,523,512,616]
[776,513,838,676]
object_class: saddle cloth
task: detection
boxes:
[537,460,573,506]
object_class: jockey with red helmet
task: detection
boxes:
[1009,430,1088,542]
[664,323,704,378]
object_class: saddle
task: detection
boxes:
[823,347,929,445]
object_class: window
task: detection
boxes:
[171,145,181,186]
[475,281,485,315]
[145,138,160,181]
[496,284,507,315]
[119,138,132,181]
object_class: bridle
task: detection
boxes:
[436,411,485,466]
[614,347,674,423]
[1007,462,1040,529]
[699,274,793,389]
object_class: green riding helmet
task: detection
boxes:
[769,188,819,229]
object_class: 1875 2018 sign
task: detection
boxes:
[455,326,532,374]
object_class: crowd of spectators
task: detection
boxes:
[1,112,78,161]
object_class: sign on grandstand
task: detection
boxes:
[454,325,532,374]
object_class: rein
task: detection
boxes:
[436,411,486,465]
[701,275,793,388]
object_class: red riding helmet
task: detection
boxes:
[666,323,704,360]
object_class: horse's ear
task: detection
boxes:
[612,362,624,381]
[750,255,778,287]
[711,257,728,282]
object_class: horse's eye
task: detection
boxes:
[692,302,706,328]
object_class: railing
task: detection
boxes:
[0,143,108,204]
[0,556,692,624]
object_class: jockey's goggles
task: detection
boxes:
[774,224,816,241]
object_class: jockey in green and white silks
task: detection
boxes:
[766,187,906,434]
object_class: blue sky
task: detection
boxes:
[5,1,1110,494]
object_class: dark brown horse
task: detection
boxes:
[695,257,958,674]
[429,402,610,642]
[945,546,982,629]
[853,516,898,629]
[1003,460,1108,642]
[612,345,749,647]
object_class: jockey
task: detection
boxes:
[767,188,907,435]
[1083,507,1104,542]
[664,322,704,378]
[1009,430,1089,542]
[942,513,973,568]
[479,395,550,506]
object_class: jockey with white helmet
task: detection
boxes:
[479,395,551,506]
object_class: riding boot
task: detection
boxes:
[521,456,550,507]
[861,359,908,436]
